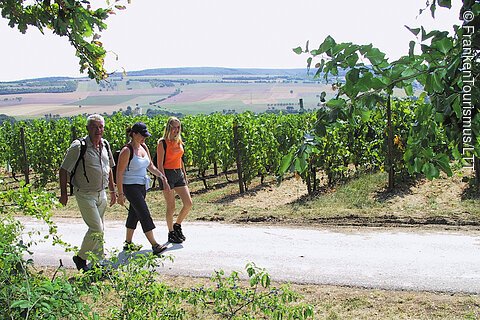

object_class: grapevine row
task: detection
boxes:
[0,112,312,191]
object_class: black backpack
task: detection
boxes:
[151,139,167,188]
[69,138,111,195]
[157,139,167,166]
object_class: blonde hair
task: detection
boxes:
[161,117,183,143]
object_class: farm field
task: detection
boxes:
[0,74,333,118]
[0,83,178,118]
[164,82,331,114]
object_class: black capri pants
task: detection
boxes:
[123,184,155,233]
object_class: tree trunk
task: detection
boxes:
[198,169,208,190]
[306,170,312,195]
[311,164,317,192]
[475,156,480,192]
[387,95,394,191]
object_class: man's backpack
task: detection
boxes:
[69,138,111,195]
[112,143,148,184]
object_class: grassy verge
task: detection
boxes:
[53,169,480,229]
[37,266,480,319]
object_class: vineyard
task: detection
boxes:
[0,1,479,319]
[0,96,472,195]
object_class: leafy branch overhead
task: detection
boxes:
[0,0,128,81]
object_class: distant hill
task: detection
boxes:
[115,67,311,78]
[0,78,78,95]
[1,67,332,84]
[0,76,75,83]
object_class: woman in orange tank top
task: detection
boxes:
[156,117,192,244]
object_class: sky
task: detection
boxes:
[0,0,463,81]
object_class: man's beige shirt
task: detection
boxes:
[61,136,114,192]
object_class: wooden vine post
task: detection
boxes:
[232,119,245,194]
[20,127,30,184]
[71,125,77,142]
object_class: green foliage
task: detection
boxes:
[84,253,187,320]
[27,118,74,186]
[0,0,126,81]
[74,257,315,319]
[292,0,479,189]
[403,99,453,179]
[278,96,444,193]
[183,113,233,178]
[0,182,75,251]
[188,262,315,319]
[235,112,279,188]
[0,98,462,194]
[233,112,312,190]
[0,117,79,187]
[64,251,315,319]
[0,189,93,319]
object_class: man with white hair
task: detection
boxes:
[59,114,116,271]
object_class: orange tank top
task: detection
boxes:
[163,140,184,169]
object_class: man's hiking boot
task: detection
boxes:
[168,230,183,244]
[123,241,143,252]
[152,243,168,256]
[173,223,186,241]
[73,255,88,272]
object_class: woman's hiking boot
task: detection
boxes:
[152,243,167,256]
[173,223,186,241]
[168,230,183,244]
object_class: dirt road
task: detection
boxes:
[19,217,480,294]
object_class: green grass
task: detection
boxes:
[315,173,386,210]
